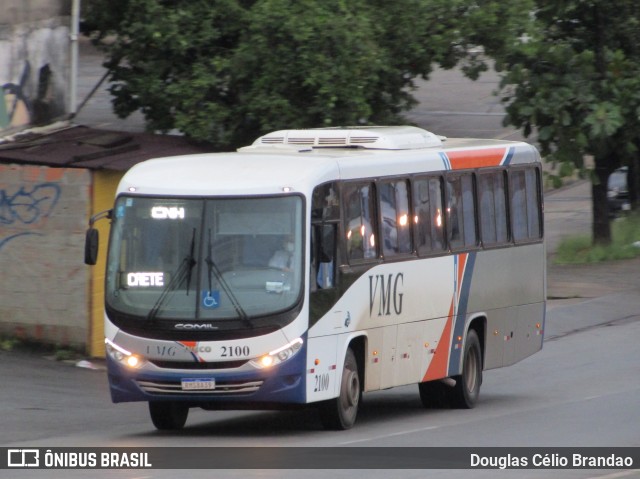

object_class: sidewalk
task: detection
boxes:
[547,256,640,305]
[545,181,640,306]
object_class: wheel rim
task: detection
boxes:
[464,347,479,393]
[346,370,359,407]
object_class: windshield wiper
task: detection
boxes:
[185,227,197,295]
[147,228,197,323]
[205,228,252,328]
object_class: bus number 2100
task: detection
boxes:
[314,373,330,392]
[221,345,250,358]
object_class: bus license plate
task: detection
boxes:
[181,378,215,391]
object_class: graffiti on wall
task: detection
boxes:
[0,182,61,250]
[1,61,56,131]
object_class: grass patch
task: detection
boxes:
[0,334,83,360]
[0,337,21,352]
[555,212,640,264]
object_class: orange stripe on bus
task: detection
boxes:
[448,148,507,169]
[422,299,454,382]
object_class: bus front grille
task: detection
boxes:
[136,379,263,396]
[148,359,249,370]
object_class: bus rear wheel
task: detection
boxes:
[319,348,360,430]
[148,401,189,430]
[451,329,482,409]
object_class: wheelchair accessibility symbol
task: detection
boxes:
[201,290,220,309]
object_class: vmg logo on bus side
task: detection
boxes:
[369,273,404,316]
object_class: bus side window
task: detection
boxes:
[379,179,412,257]
[478,170,509,246]
[413,176,445,255]
[525,168,542,239]
[310,182,340,291]
[311,182,340,221]
[344,182,377,261]
[446,173,477,250]
[510,167,542,242]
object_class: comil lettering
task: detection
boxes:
[151,206,185,220]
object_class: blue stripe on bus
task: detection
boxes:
[502,146,516,165]
[448,252,477,375]
[439,152,451,170]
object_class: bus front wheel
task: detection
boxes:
[148,401,189,430]
[319,348,361,430]
[451,329,482,409]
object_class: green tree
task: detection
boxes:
[83,0,533,149]
[84,0,250,147]
[498,1,640,244]
[229,0,386,146]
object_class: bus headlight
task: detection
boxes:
[250,338,303,369]
[105,338,147,370]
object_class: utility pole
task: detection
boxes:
[69,0,80,116]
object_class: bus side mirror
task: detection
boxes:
[84,209,112,265]
[84,228,99,265]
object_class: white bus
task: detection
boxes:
[85,126,545,430]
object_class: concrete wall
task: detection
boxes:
[1,0,71,132]
[0,163,91,349]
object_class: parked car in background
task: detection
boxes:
[608,167,630,216]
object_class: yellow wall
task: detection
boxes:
[89,170,123,357]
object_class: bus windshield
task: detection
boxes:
[105,195,304,324]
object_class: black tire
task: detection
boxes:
[418,379,451,408]
[319,348,361,430]
[451,329,482,409]
[148,401,189,430]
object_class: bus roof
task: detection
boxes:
[117,128,539,197]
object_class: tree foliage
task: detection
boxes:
[83,0,533,149]
[498,1,640,243]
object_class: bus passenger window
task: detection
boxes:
[379,180,412,257]
[446,173,477,250]
[510,167,542,242]
[413,176,445,255]
[511,171,526,241]
[344,183,376,261]
[311,182,340,221]
[478,171,509,246]
[311,183,339,291]
[525,169,542,239]
[461,174,477,247]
